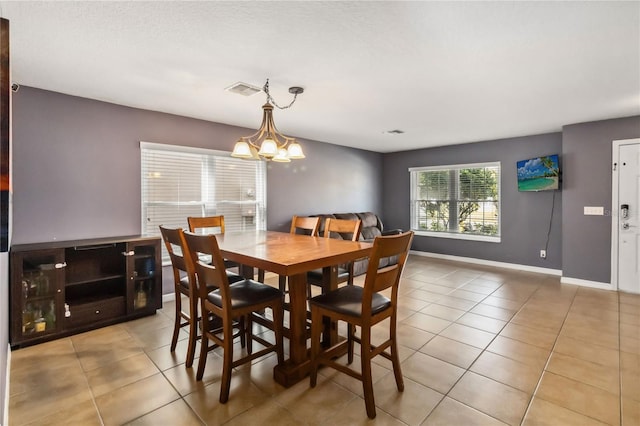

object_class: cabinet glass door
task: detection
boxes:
[14,250,64,340]
[125,240,161,314]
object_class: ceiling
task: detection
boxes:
[2,1,639,153]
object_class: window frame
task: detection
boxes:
[409,161,501,243]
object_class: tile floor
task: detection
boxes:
[8,255,640,425]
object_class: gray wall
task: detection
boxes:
[11,86,382,245]
[562,116,640,283]
[382,133,563,270]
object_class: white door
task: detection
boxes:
[617,141,640,293]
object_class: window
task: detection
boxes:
[141,142,267,260]
[410,162,500,242]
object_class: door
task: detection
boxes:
[616,141,640,293]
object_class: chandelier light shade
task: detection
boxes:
[231,79,305,162]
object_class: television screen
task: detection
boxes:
[516,154,560,191]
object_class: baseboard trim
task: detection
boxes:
[409,250,563,276]
[162,293,176,304]
[4,343,10,426]
[560,276,613,290]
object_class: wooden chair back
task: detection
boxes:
[159,225,194,292]
[182,232,230,307]
[188,215,225,234]
[290,215,320,236]
[362,231,414,314]
[323,218,362,242]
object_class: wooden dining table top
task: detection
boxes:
[214,230,373,276]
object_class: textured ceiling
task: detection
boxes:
[2,1,639,152]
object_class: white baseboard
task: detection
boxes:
[3,344,10,426]
[560,276,613,290]
[410,250,563,276]
[162,293,176,304]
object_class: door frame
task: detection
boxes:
[611,138,640,291]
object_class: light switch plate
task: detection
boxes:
[584,206,604,215]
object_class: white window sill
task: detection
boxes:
[412,230,501,243]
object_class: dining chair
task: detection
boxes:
[183,231,284,403]
[307,217,362,295]
[278,215,321,295]
[160,225,245,368]
[309,231,414,419]
[188,215,264,282]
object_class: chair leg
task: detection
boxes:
[196,318,209,381]
[258,269,265,283]
[170,294,182,352]
[278,275,287,292]
[347,324,355,365]
[360,326,377,419]
[219,318,234,404]
[239,315,246,348]
[309,306,323,388]
[246,314,253,355]
[390,313,404,392]
[185,314,198,368]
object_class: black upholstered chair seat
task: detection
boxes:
[307,266,350,283]
[180,271,243,292]
[207,280,283,310]
[310,285,391,317]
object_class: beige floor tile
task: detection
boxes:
[273,373,356,425]
[430,295,478,311]
[536,371,620,425]
[620,322,640,339]
[560,324,619,350]
[9,383,93,426]
[621,312,640,327]
[374,374,444,425]
[184,370,271,425]
[222,400,302,426]
[487,336,550,369]
[95,373,180,425]
[470,351,542,394]
[448,289,487,302]
[401,351,465,394]
[622,397,640,426]
[125,399,204,426]
[144,336,193,371]
[621,351,640,402]
[499,322,558,350]
[422,396,508,426]
[553,334,619,368]
[546,352,619,395]
[86,352,160,397]
[395,323,435,350]
[397,294,432,311]
[327,396,409,426]
[449,371,530,425]
[523,397,608,426]
[162,355,227,396]
[75,335,145,372]
[621,334,640,355]
[509,309,564,333]
[402,312,452,334]
[21,399,103,426]
[456,312,507,333]
[470,303,516,321]
[420,303,466,321]
[419,335,482,369]
[461,282,498,295]
[482,296,525,311]
[440,323,496,349]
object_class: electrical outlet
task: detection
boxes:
[540,249,547,259]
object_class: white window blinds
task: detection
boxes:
[410,162,500,241]
[141,142,266,258]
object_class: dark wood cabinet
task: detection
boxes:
[10,235,162,348]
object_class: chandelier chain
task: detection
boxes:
[263,79,298,110]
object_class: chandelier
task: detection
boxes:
[231,79,305,162]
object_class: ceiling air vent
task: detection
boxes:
[385,129,405,134]
[225,82,262,96]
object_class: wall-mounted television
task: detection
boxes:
[516,154,560,191]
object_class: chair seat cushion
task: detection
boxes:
[206,280,283,310]
[180,270,243,292]
[309,285,391,317]
[307,267,350,284]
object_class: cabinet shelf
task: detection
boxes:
[65,274,126,287]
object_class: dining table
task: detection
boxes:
[214,230,372,387]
